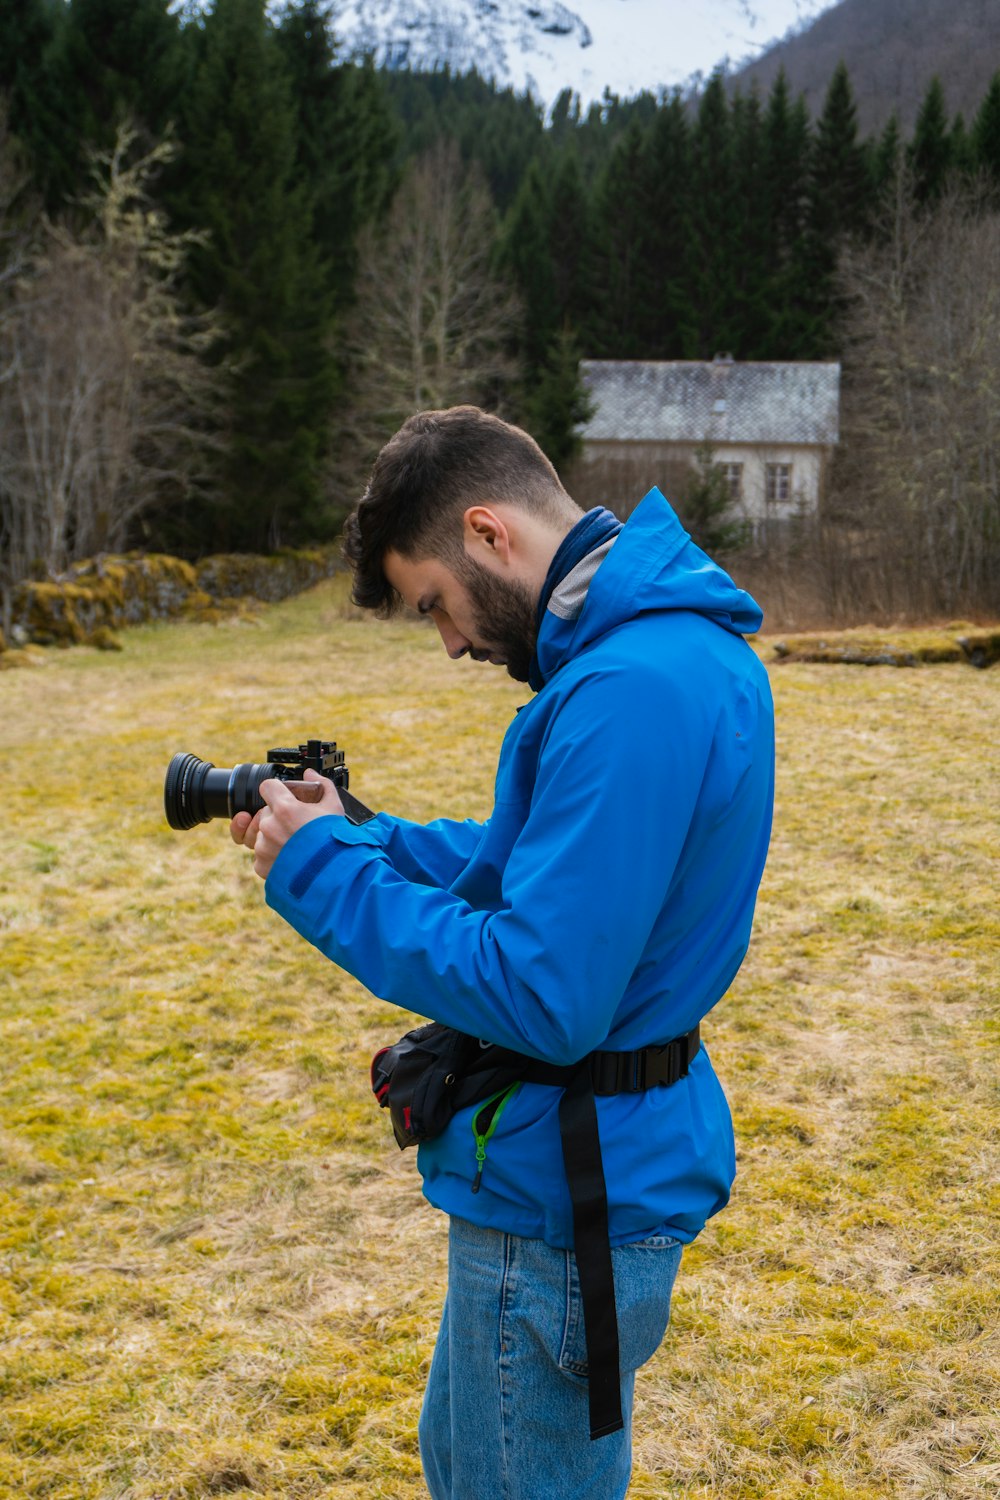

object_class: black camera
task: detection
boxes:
[164,738,374,830]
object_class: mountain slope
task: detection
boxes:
[333,0,593,100]
[331,1,837,108]
[732,0,1000,133]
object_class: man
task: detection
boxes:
[232,405,774,1499]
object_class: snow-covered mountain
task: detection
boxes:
[331,0,839,108]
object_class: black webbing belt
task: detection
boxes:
[512,1025,701,1440]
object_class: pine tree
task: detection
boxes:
[689,72,738,357]
[641,90,696,357]
[274,3,396,311]
[973,72,1000,189]
[177,0,333,550]
[545,146,595,332]
[500,150,593,464]
[468,84,544,214]
[681,444,748,555]
[521,326,592,474]
[873,112,903,197]
[801,61,870,354]
[0,0,63,203]
[763,71,810,265]
[949,113,973,176]
[909,77,952,202]
[379,69,543,215]
[588,121,654,358]
[730,89,772,354]
[574,87,656,184]
[548,88,582,148]
[501,158,558,372]
[501,145,593,355]
[762,71,813,354]
[810,62,870,238]
[40,0,186,206]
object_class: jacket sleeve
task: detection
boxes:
[372,811,487,888]
[265,665,715,1064]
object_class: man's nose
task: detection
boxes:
[436,621,471,659]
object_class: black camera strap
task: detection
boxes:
[558,1061,623,1438]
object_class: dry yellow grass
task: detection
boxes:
[1,576,997,1499]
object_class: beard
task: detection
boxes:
[456,555,539,683]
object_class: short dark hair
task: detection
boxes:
[342,406,574,614]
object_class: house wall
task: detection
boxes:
[573,441,830,529]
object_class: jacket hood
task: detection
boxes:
[534,487,763,685]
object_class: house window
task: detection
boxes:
[721,462,743,502]
[765,462,792,504]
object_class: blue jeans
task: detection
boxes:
[419,1216,684,1499]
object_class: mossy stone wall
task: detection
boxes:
[194,548,335,604]
[771,624,1000,668]
[4,547,340,651]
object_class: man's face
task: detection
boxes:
[383,548,538,682]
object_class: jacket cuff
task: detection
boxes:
[265,814,383,928]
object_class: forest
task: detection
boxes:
[2,0,1000,624]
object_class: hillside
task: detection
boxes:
[732,0,1000,133]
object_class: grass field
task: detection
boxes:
[1,576,998,1499]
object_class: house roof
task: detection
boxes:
[580,359,841,446]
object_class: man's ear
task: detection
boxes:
[462,505,512,566]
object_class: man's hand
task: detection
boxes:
[230,767,345,880]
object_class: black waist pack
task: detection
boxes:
[370,1021,576,1149]
[371,1024,482,1148]
[370,1019,700,1443]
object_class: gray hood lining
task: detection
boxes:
[546,536,619,622]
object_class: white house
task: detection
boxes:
[575,356,841,532]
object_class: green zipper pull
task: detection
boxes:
[472,1138,487,1194]
[470,1083,521,1194]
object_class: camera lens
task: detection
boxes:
[226,761,276,820]
[164,754,277,829]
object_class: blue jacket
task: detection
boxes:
[266,489,774,1247]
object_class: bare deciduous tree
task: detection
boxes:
[0,104,41,634]
[333,138,520,501]
[832,171,1000,616]
[0,125,223,636]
